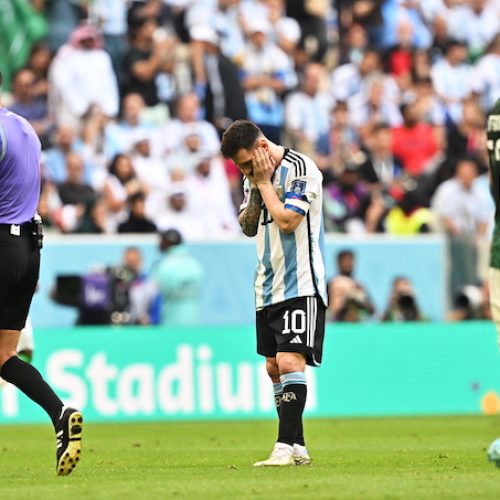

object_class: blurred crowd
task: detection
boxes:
[1,0,499,304]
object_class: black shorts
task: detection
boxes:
[256,296,326,367]
[0,226,40,330]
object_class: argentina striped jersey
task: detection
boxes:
[240,148,327,310]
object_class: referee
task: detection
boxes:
[0,72,83,476]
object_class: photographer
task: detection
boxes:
[327,250,375,322]
[448,282,492,322]
[382,276,424,322]
[52,246,156,325]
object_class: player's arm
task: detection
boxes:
[253,147,303,234]
[238,187,263,237]
[257,183,303,233]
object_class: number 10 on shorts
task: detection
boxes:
[282,309,307,334]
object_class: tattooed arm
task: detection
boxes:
[239,188,262,237]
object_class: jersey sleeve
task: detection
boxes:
[239,177,251,214]
[283,157,321,217]
[0,122,6,162]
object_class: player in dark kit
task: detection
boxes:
[488,99,500,341]
[0,72,83,476]
[221,120,327,466]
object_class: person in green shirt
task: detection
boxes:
[153,229,204,326]
[487,99,500,342]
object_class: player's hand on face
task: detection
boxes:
[252,147,275,186]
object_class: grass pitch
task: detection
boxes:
[1,416,499,499]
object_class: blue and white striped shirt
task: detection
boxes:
[241,149,327,310]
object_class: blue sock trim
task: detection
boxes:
[273,382,283,395]
[280,371,307,387]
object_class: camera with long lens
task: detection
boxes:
[52,266,137,325]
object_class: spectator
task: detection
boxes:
[411,76,446,127]
[327,249,375,322]
[323,165,386,234]
[118,192,157,234]
[189,25,247,134]
[53,152,97,233]
[79,196,111,234]
[431,156,491,297]
[209,0,247,63]
[186,154,241,238]
[155,92,221,158]
[431,38,472,124]
[123,246,160,325]
[336,0,384,49]
[385,187,433,235]
[330,48,382,103]
[104,92,154,160]
[349,74,402,142]
[384,17,417,93]
[49,23,119,128]
[90,0,129,85]
[448,281,492,321]
[286,0,329,63]
[382,276,425,322]
[267,0,302,65]
[446,98,487,165]
[79,104,109,189]
[103,153,144,232]
[316,100,361,182]
[240,17,291,143]
[449,0,499,60]
[378,1,433,50]
[130,135,170,213]
[153,229,204,326]
[337,22,369,67]
[8,68,53,148]
[391,98,439,177]
[122,14,177,111]
[472,33,500,112]
[26,42,52,108]
[358,122,404,188]
[284,62,333,157]
[45,0,87,52]
[42,125,90,184]
[153,179,206,240]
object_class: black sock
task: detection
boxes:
[1,356,63,426]
[277,372,307,447]
[273,382,283,418]
[275,381,305,446]
[295,420,305,447]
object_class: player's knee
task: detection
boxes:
[0,350,18,367]
[265,358,280,381]
[277,352,306,374]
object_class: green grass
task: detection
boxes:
[0,416,499,499]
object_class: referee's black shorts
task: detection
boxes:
[0,225,40,330]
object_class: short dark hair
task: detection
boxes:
[220,120,262,159]
[337,249,354,263]
[128,191,146,204]
[160,228,183,248]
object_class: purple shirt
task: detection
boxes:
[0,107,41,224]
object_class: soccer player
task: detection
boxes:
[0,72,83,475]
[487,99,500,340]
[221,120,327,466]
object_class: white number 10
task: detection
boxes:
[282,310,306,334]
[487,138,500,162]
